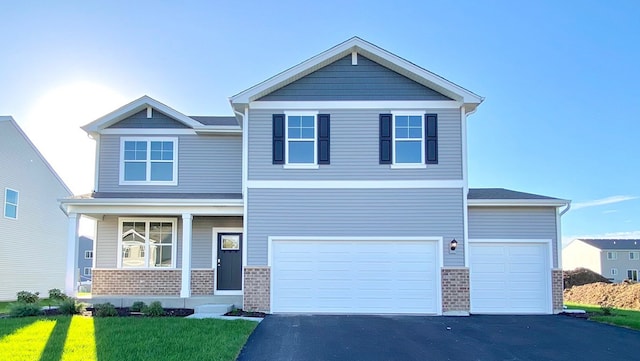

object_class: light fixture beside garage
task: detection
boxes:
[450,239,458,252]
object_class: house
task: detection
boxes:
[60,37,570,315]
[78,236,94,282]
[0,116,72,301]
[563,239,640,282]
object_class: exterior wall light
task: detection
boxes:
[450,239,458,251]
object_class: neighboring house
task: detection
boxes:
[563,239,640,282]
[0,116,72,301]
[78,236,94,282]
[60,37,570,315]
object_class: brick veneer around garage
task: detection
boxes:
[552,269,563,313]
[92,269,182,296]
[442,267,470,315]
[244,267,270,312]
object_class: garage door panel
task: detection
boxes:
[272,240,439,314]
[470,242,550,314]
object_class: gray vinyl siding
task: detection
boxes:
[600,251,640,282]
[107,109,189,128]
[95,216,241,269]
[77,237,93,280]
[97,134,241,193]
[248,108,462,180]
[468,207,559,268]
[247,188,464,267]
[259,55,451,101]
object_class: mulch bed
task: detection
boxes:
[38,307,194,317]
[224,309,266,318]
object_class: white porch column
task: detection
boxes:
[180,213,193,298]
[65,213,80,296]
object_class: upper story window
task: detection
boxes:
[286,114,316,164]
[394,115,424,164]
[85,250,93,259]
[272,112,330,167]
[4,188,18,219]
[120,138,177,185]
[379,113,437,167]
[630,251,639,260]
[607,251,617,260]
[118,218,177,268]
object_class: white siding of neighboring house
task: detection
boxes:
[562,240,601,274]
[0,118,71,301]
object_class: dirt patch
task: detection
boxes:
[563,268,612,289]
[564,281,640,310]
[224,309,266,318]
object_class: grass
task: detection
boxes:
[0,315,257,361]
[565,302,640,330]
[0,299,62,314]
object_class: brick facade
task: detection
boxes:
[191,269,215,296]
[552,268,564,313]
[244,267,270,312]
[441,267,470,315]
[93,269,181,296]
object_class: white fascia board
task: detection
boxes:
[467,199,570,207]
[63,203,243,216]
[60,198,243,206]
[250,100,462,110]
[230,37,483,109]
[82,95,202,133]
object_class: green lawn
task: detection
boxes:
[565,302,640,330]
[0,315,257,361]
[0,299,61,314]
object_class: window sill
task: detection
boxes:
[283,164,319,169]
[390,164,427,169]
[119,181,178,186]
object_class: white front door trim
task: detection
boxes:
[213,227,244,295]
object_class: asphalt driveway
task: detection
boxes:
[237,314,639,361]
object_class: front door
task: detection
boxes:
[216,233,242,291]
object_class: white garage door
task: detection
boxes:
[469,241,551,314]
[271,240,439,314]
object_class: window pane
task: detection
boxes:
[122,232,145,268]
[396,141,422,163]
[396,128,409,138]
[301,127,314,139]
[6,189,18,204]
[124,141,136,151]
[5,204,17,218]
[150,141,174,160]
[288,116,301,128]
[150,162,173,181]
[301,116,314,127]
[409,127,422,138]
[153,245,172,267]
[150,142,161,151]
[288,141,314,163]
[396,115,408,127]
[124,162,146,181]
[408,116,422,127]
[125,141,147,160]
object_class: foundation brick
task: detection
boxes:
[244,267,270,312]
[441,268,470,314]
[93,269,181,296]
[191,269,215,296]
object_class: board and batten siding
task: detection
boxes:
[95,216,241,269]
[248,108,462,180]
[0,119,71,300]
[258,54,452,101]
[246,188,464,267]
[97,134,241,193]
[468,207,559,268]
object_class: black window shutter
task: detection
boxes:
[317,114,330,164]
[272,114,285,164]
[379,114,393,164]
[425,114,438,164]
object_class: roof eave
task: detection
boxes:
[468,199,570,207]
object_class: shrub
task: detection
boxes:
[48,288,68,302]
[94,302,118,317]
[9,303,42,317]
[600,302,614,316]
[58,298,85,315]
[130,301,146,312]
[143,301,165,317]
[16,291,40,304]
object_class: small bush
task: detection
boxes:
[48,288,68,302]
[16,291,40,304]
[600,303,614,316]
[130,301,146,312]
[94,302,118,317]
[58,298,85,315]
[9,303,42,317]
[143,301,165,317]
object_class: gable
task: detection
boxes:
[107,109,190,129]
[258,55,452,101]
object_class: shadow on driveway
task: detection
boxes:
[237,314,639,361]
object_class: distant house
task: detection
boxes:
[78,236,94,282]
[0,116,72,300]
[563,239,640,282]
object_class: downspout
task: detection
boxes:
[556,201,571,270]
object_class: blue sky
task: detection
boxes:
[1,1,638,243]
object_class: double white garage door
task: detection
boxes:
[271,240,439,314]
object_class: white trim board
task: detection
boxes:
[250,100,462,110]
[247,180,464,189]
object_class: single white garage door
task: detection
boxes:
[271,240,439,314]
[469,241,551,314]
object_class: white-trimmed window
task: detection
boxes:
[627,269,638,281]
[607,251,617,260]
[393,114,424,165]
[84,250,93,259]
[4,188,18,219]
[118,218,177,268]
[611,268,618,276]
[83,267,92,276]
[120,137,177,185]
[286,112,317,165]
[630,251,639,260]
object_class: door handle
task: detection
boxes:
[217,258,221,267]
